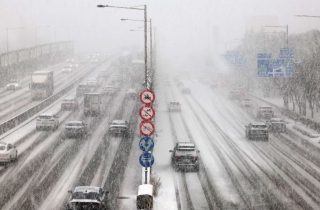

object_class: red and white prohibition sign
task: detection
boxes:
[139,106,155,121]
[140,89,155,105]
[139,121,155,136]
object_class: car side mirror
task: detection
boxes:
[197,150,200,153]
[169,150,173,152]
[68,190,72,194]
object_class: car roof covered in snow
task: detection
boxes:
[74,186,100,193]
[40,113,54,117]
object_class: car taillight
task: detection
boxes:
[259,111,262,114]
[272,111,274,114]
[37,118,41,121]
[174,156,180,159]
[194,156,198,160]
[95,110,99,114]
[0,154,8,157]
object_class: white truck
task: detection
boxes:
[84,93,101,116]
[30,70,54,100]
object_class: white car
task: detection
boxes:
[86,78,99,88]
[126,88,138,99]
[98,70,108,78]
[0,142,18,163]
[36,113,59,130]
[168,102,181,112]
[6,79,22,90]
[62,65,72,73]
[102,86,115,95]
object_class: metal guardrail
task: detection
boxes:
[0,59,107,135]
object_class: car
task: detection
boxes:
[113,74,123,83]
[229,90,240,100]
[61,98,78,110]
[245,122,269,140]
[86,78,99,88]
[109,120,130,137]
[98,70,108,78]
[181,88,191,94]
[66,186,108,210]
[36,113,59,130]
[257,105,274,119]
[76,84,90,96]
[240,98,252,107]
[66,58,74,62]
[169,142,199,171]
[267,118,286,133]
[70,62,79,68]
[210,82,218,88]
[6,79,22,90]
[62,65,72,73]
[65,121,88,138]
[168,102,181,112]
[0,142,18,163]
[177,81,184,87]
[126,88,138,99]
[102,86,115,95]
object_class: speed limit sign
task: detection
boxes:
[139,121,155,136]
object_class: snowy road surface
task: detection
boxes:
[0,62,320,210]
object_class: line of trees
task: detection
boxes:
[235,29,320,118]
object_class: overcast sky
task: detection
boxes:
[1,0,319,72]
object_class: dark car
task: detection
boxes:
[169,142,199,172]
[268,118,286,133]
[65,121,88,138]
[61,98,78,110]
[108,120,130,137]
[245,122,269,140]
[76,84,90,96]
[66,186,108,210]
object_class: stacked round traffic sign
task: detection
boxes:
[139,90,156,169]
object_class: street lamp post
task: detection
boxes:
[264,25,289,47]
[98,4,149,89]
[122,19,153,71]
[7,27,24,53]
[36,26,51,70]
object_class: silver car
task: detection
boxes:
[0,142,18,163]
[109,120,130,137]
[36,113,59,130]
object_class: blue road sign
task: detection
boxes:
[258,59,294,77]
[139,137,154,152]
[139,152,155,167]
[279,48,294,59]
[257,53,272,59]
[224,51,247,67]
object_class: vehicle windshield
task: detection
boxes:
[0,146,6,150]
[39,115,52,119]
[9,80,18,83]
[261,107,272,110]
[66,122,82,126]
[72,192,100,201]
[252,125,267,128]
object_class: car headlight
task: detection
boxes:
[15,84,18,86]
[6,85,9,87]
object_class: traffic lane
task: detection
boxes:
[191,82,308,208]
[39,77,134,209]
[0,62,97,123]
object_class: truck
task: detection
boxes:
[84,93,101,116]
[30,70,54,100]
